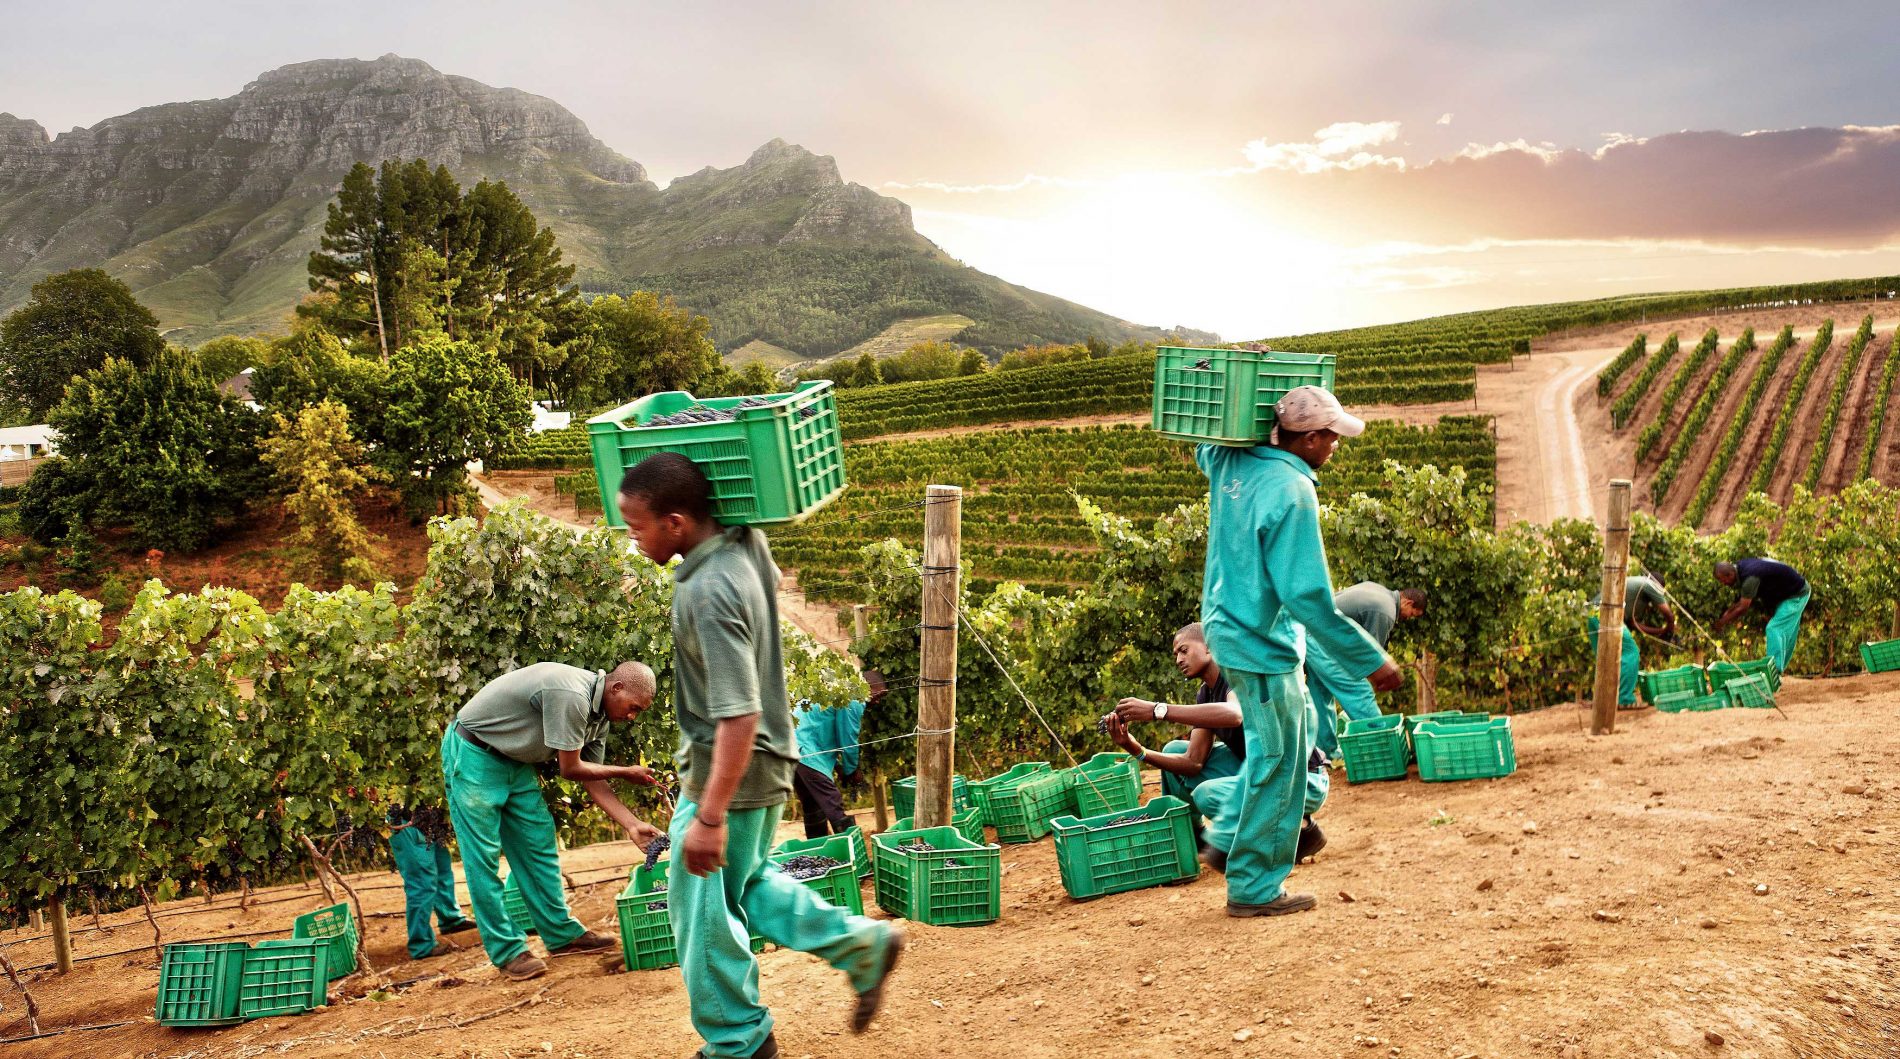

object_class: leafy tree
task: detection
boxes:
[957,347,988,376]
[48,348,265,552]
[0,269,166,419]
[580,292,723,405]
[879,340,966,384]
[709,362,781,398]
[250,328,391,433]
[260,400,384,583]
[16,457,94,547]
[377,336,531,515]
[999,342,1088,371]
[193,335,273,387]
[302,160,576,375]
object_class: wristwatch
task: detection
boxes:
[1154,702,1169,720]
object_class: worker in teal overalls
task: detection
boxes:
[1588,574,1673,707]
[442,660,666,981]
[790,671,884,838]
[1714,558,1810,673]
[619,452,902,1059]
[1305,582,1425,757]
[387,805,476,959]
[1195,385,1402,918]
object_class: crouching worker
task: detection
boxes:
[1106,622,1243,837]
[790,670,886,838]
[442,661,665,981]
[387,805,476,959]
[619,452,902,1059]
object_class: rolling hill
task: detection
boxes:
[0,55,1212,356]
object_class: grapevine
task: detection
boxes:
[1749,320,1834,494]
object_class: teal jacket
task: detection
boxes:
[1197,444,1388,679]
[791,699,866,778]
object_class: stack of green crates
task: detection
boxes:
[768,831,864,916]
[872,825,1001,926]
[156,941,251,1027]
[1151,346,1336,445]
[237,939,329,1019]
[1008,769,1077,843]
[1722,673,1776,709]
[1338,715,1409,783]
[588,381,846,526]
[291,902,358,981]
[1049,796,1198,900]
[890,774,972,821]
[1860,638,1900,673]
[1639,664,1707,706]
[1070,752,1141,817]
[967,762,1052,843]
[1413,714,1516,782]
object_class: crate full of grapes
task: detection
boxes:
[871,825,1001,926]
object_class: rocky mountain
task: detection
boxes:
[0,56,1208,355]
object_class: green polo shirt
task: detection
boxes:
[454,661,609,765]
[1625,576,1667,629]
[670,526,799,809]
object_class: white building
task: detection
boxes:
[0,424,56,462]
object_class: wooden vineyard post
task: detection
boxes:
[48,901,72,974]
[1890,600,1899,640]
[1592,480,1633,736]
[916,484,961,829]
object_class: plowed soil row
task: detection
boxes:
[1700,333,1807,527]
[1646,335,1766,523]
[1823,332,1896,493]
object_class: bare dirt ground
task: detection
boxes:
[10,676,1896,1059]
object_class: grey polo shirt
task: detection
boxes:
[670,527,799,809]
[1334,581,1401,648]
[455,661,609,765]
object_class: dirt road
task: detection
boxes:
[11,675,1897,1059]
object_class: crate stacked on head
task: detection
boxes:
[1150,346,1335,446]
[588,381,846,527]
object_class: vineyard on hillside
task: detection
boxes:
[1594,315,1900,528]
[771,419,1496,600]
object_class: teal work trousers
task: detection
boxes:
[1196,669,1314,906]
[388,825,470,959]
[439,728,587,967]
[1158,739,1244,805]
[1765,591,1810,674]
[669,798,891,1058]
[1305,644,1380,759]
[1587,615,1640,706]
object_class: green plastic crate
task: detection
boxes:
[290,903,357,980]
[1152,346,1336,445]
[1652,690,1698,713]
[1414,715,1517,782]
[1049,795,1199,900]
[770,832,865,916]
[588,381,845,526]
[997,769,1075,843]
[1861,638,1900,673]
[775,827,873,880]
[156,941,250,1027]
[1724,675,1776,710]
[871,825,1001,927]
[627,860,669,895]
[238,939,328,1019]
[1071,752,1141,818]
[967,762,1051,840]
[1639,664,1707,705]
[1338,714,1409,783]
[500,875,536,936]
[1709,658,1780,693]
[615,881,680,971]
[890,774,972,821]
[614,867,765,971]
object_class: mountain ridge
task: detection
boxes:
[0,55,1211,355]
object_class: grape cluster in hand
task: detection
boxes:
[643,835,671,870]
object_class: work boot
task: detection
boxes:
[499,952,547,981]
[416,939,455,959]
[850,926,906,1033]
[1226,892,1317,918]
[439,917,478,934]
[692,1033,778,1059]
[1296,817,1326,862]
[547,929,617,957]
[1198,843,1228,874]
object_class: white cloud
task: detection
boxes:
[1437,113,1454,126]
[1456,138,1563,162]
[1241,120,1407,174]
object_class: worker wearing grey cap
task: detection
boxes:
[1194,384,1402,917]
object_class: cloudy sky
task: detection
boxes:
[6,0,1900,337]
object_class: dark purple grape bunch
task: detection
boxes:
[777,854,843,881]
[1095,713,1114,735]
[643,835,671,870]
